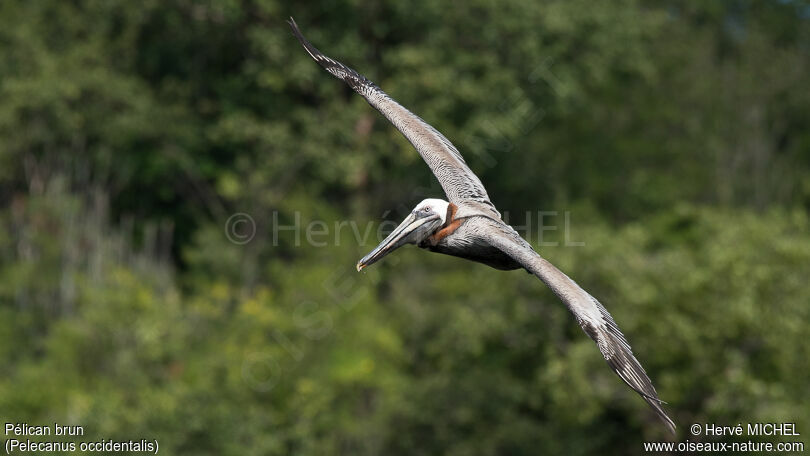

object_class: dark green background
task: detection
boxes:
[1,0,809,454]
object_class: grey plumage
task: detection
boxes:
[289,17,675,434]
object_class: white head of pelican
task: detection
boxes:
[357,198,449,271]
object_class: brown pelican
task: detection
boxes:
[289,18,675,434]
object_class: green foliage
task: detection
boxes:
[1,0,809,454]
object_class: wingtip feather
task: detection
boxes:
[645,396,677,435]
[594,313,675,434]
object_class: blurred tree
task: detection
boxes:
[0,0,808,454]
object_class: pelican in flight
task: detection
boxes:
[289,18,675,434]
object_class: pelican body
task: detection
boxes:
[289,18,675,434]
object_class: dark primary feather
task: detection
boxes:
[288,17,372,93]
[478,220,676,434]
[288,18,498,215]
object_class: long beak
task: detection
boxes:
[356,213,437,271]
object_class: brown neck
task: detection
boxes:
[444,203,458,227]
[428,203,463,246]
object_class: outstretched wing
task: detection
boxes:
[288,18,497,213]
[480,221,676,434]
